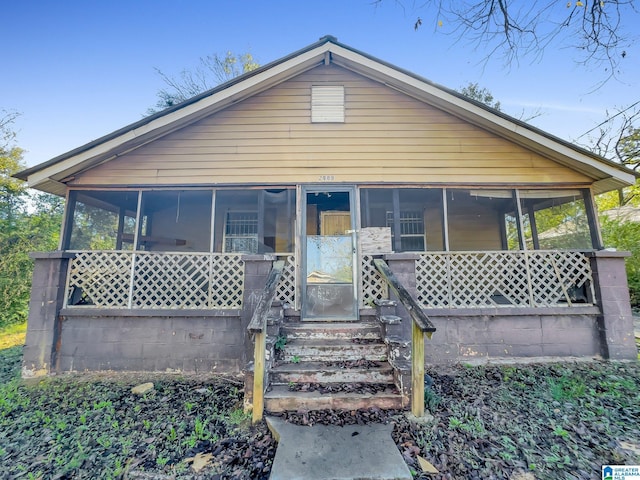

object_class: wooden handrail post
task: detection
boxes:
[247,260,284,424]
[373,258,434,418]
[252,331,266,423]
[412,322,425,417]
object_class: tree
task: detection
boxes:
[0,111,63,327]
[0,110,27,231]
[586,103,640,207]
[377,1,636,82]
[457,81,543,122]
[458,82,501,110]
[148,51,260,114]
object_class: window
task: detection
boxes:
[386,210,425,251]
[311,86,344,122]
[223,211,258,253]
[447,189,517,251]
[137,190,212,252]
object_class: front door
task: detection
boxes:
[301,186,358,320]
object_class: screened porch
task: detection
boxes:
[60,186,599,312]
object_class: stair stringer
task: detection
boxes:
[376,299,412,400]
[243,302,284,411]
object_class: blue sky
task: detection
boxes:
[3,0,639,167]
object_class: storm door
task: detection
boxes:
[301,186,358,321]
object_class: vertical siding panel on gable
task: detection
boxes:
[70,65,592,187]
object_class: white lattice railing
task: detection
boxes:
[361,254,389,307]
[275,254,296,307]
[65,251,245,309]
[415,250,594,309]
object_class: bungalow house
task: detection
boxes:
[16,36,638,418]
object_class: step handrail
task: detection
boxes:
[373,259,436,335]
[248,260,285,334]
[248,260,285,423]
[373,258,435,417]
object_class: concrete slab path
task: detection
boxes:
[266,416,412,480]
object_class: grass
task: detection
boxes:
[0,322,27,350]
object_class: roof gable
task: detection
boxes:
[16,35,636,195]
[67,64,594,188]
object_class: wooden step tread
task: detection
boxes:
[271,361,392,373]
[281,323,381,340]
[264,385,407,411]
[284,338,384,346]
[281,342,387,362]
[270,361,394,385]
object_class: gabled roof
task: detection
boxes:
[16,35,637,195]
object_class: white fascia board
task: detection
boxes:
[28,45,331,189]
[328,43,635,187]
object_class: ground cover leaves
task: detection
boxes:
[0,346,275,479]
[405,362,640,479]
[1,344,639,479]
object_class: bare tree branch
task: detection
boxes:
[380,1,638,82]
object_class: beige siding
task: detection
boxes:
[71,65,592,187]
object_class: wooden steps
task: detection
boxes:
[270,361,394,384]
[265,386,405,411]
[264,321,407,412]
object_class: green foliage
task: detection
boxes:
[424,386,442,412]
[274,335,287,351]
[548,375,586,401]
[0,352,265,478]
[0,112,63,328]
[600,216,640,306]
[458,82,501,111]
[415,362,640,478]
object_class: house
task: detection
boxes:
[16,36,638,418]
[601,204,640,223]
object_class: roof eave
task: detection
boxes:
[17,37,338,191]
[326,42,636,190]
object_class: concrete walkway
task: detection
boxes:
[266,416,412,480]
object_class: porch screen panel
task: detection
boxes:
[360,188,443,252]
[519,190,592,250]
[447,189,516,251]
[68,191,139,250]
[138,191,212,252]
[214,189,295,254]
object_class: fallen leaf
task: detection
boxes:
[619,441,640,455]
[130,382,154,395]
[186,452,213,473]
[417,455,439,473]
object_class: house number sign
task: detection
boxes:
[319,175,335,182]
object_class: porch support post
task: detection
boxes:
[241,255,276,418]
[22,251,75,377]
[242,255,277,359]
[411,321,425,417]
[252,330,266,423]
[587,250,637,360]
